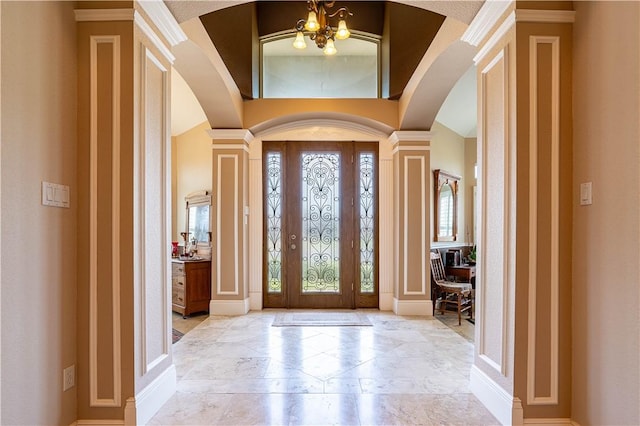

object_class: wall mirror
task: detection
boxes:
[185,191,211,244]
[433,169,460,242]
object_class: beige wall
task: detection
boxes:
[172,121,212,242]
[1,2,77,424]
[430,121,470,243]
[572,2,640,424]
[464,137,477,244]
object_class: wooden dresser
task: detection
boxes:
[171,259,211,317]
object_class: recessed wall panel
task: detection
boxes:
[142,50,168,370]
[480,50,507,371]
[89,34,121,407]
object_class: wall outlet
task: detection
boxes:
[63,365,75,391]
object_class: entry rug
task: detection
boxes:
[172,328,185,344]
[272,311,372,327]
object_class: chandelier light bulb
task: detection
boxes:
[323,38,337,55]
[335,19,350,40]
[293,31,307,49]
[304,11,319,31]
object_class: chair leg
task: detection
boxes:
[457,293,462,325]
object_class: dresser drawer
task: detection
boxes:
[172,262,185,276]
[172,277,185,290]
[172,287,185,307]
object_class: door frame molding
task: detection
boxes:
[248,119,395,311]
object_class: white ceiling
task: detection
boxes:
[434,64,477,138]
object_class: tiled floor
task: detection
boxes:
[152,310,497,425]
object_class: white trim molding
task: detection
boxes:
[477,47,511,376]
[516,9,575,24]
[474,10,515,65]
[470,366,524,426]
[388,130,433,145]
[526,35,560,406]
[136,0,188,46]
[210,298,251,316]
[124,365,177,426]
[134,11,176,63]
[393,298,433,316]
[74,8,134,22]
[216,154,240,296]
[89,34,122,408]
[462,0,513,46]
[208,128,255,144]
[137,45,171,376]
[523,419,575,426]
[473,8,575,64]
[403,155,426,296]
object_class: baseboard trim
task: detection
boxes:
[470,365,524,425]
[523,418,576,426]
[210,298,250,316]
[379,292,394,311]
[392,298,433,316]
[249,292,262,311]
[74,421,124,426]
[123,364,177,425]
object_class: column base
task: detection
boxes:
[392,298,433,316]
[123,364,176,426]
[469,365,524,426]
[379,292,394,311]
[210,298,250,316]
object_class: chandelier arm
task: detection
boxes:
[327,7,352,19]
[295,19,306,32]
[306,0,319,13]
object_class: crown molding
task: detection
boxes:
[388,130,433,146]
[473,10,515,64]
[74,8,134,22]
[136,0,187,46]
[207,129,255,144]
[462,0,513,47]
[516,9,576,24]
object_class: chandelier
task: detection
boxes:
[293,0,353,56]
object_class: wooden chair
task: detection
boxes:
[430,251,473,325]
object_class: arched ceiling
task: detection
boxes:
[165,0,483,134]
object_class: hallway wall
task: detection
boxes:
[172,121,212,242]
[0,1,78,424]
[572,1,640,424]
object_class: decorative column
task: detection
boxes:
[462,2,574,424]
[208,129,253,315]
[75,1,186,424]
[390,131,433,315]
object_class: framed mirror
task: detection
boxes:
[185,191,211,245]
[433,169,460,242]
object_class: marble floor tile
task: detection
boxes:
[153,310,498,425]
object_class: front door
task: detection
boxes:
[263,141,378,309]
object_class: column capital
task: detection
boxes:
[208,129,254,143]
[389,131,432,153]
[208,129,254,152]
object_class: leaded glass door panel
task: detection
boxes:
[263,141,378,309]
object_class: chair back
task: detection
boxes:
[430,251,447,283]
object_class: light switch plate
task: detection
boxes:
[580,182,592,206]
[42,182,70,208]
